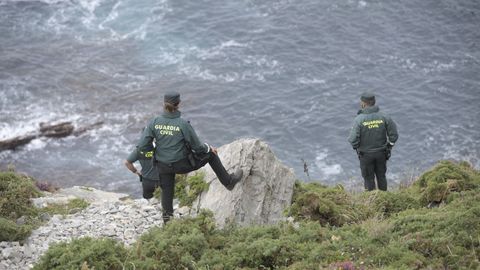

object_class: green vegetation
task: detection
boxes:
[412,160,480,205]
[288,182,366,226]
[154,172,209,207]
[0,217,34,242]
[28,160,480,269]
[39,198,90,216]
[0,171,41,219]
[175,172,209,207]
[0,171,89,241]
[33,237,129,270]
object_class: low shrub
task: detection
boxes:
[357,190,420,217]
[0,217,33,242]
[391,191,480,269]
[0,171,40,219]
[33,237,129,270]
[0,171,41,241]
[129,210,214,269]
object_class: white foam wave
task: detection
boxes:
[78,0,103,15]
[243,55,279,69]
[384,55,456,74]
[6,0,68,3]
[177,63,280,83]
[314,150,343,177]
[297,77,326,85]
[25,138,48,151]
[193,40,250,60]
[0,100,92,141]
[0,118,49,140]
[219,40,249,49]
[98,1,121,30]
[99,0,171,42]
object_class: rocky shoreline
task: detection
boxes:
[1,187,171,270]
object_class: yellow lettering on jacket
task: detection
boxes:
[154,125,180,131]
[362,119,384,129]
[154,124,180,136]
[160,130,174,136]
[143,151,154,158]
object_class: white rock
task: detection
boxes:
[54,186,130,204]
[192,138,296,227]
[1,248,12,258]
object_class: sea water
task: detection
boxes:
[1,0,479,196]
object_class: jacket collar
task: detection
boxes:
[162,111,181,119]
[358,105,379,115]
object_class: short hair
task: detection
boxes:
[164,101,179,112]
[363,98,375,106]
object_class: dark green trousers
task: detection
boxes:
[155,152,233,223]
[359,151,387,191]
[141,178,161,199]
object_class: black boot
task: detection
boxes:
[226,169,243,191]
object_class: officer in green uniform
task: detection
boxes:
[124,144,161,199]
[348,93,398,191]
[137,91,243,223]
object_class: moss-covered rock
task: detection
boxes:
[288,182,368,226]
[413,160,480,205]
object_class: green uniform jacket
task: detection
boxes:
[137,111,209,164]
[348,105,398,153]
[126,148,160,181]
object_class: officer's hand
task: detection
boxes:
[211,147,218,155]
[136,171,142,176]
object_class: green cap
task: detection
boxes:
[164,91,180,104]
[360,92,375,102]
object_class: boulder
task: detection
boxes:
[191,138,296,227]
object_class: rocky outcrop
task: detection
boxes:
[2,190,164,270]
[191,138,296,227]
[0,121,103,152]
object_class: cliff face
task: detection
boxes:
[191,138,296,226]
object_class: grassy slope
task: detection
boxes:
[16,161,480,269]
